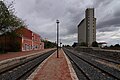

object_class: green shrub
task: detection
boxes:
[92,41,98,47]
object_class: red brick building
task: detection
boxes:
[0,27,44,51]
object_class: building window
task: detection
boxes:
[26,44,30,50]
[24,44,28,50]
[31,45,32,49]
[33,45,35,49]
[23,44,26,50]
[88,17,89,20]
[88,27,89,30]
[88,23,90,26]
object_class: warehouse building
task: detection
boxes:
[78,8,96,47]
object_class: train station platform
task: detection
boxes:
[0,49,54,61]
[27,49,78,80]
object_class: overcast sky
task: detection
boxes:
[4,0,120,46]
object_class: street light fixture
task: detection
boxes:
[56,20,59,58]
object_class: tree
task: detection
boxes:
[72,42,77,47]
[92,41,98,47]
[110,45,113,48]
[42,40,56,49]
[0,1,24,34]
[114,44,120,47]
[0,1,25,52]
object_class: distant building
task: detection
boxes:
[98,42,107,48]
[0,27,44,51]
[78,8,96,47]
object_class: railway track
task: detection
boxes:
[0,49,56,80]
[70,49,120,65]
[77,51,120,64]
[63,48,120,80]
[78,51,120,66]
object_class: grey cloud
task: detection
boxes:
[94,0,120,32]
[60,34,77,45]
[113,10,120,17]
[98,27,119,32]
[40,32,56,40]
[34,0,67,20]
[93,0,112,8]
[97,17,120,30]
[61,8,85,35]
[5,0,120,45]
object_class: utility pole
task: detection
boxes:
[56,20,59,58]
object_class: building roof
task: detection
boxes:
[0,27,41,39]
[86,8,94,10]
[98,42,107,44]
[78,18,85,27]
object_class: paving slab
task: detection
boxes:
[28,49,77,80]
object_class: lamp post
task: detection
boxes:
[56,20,59,58]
